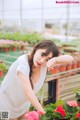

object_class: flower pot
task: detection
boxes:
[11,47,17,52]
[20,46,25,50]
[77,61,80,68]
[0,61,3,64]
[0,47,3,52]
[58,64,66,72]
[72,62,77,69]
[3,48,8,52]
[0,70,3,78]
[50,67,59,74]
[66,63,72,71]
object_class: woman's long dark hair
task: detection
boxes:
[28,40,59,89]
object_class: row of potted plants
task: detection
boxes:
[50,60,80,74]
[0,32,43,45]
[0,62,8,78]
[0,39,29,52]
[0,32,80,53]
[61,40,80,53]
[24,100,80,120]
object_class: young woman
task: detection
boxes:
[0,40,74,120]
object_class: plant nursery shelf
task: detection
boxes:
[46,68,80,82]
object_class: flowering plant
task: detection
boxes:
[25,100,80,120]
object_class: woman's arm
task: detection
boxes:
[46,55,74,69]
[55,55,74,64]
[17,71,44,112]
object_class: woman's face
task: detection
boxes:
[33,49,53,67]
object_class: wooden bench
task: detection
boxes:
[40,68,80,105]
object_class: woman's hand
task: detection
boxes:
[46,55,74,69]
[46,58,56,69]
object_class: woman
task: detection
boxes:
[0,40,73,120]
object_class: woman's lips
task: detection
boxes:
[37,62,41,66]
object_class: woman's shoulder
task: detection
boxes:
[17,54,29,67]
[17,54,28,62]
[17,54,27,60]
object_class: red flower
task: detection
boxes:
[75,113,80,118]
[67,101,78,107]
[54,105,66,117]
[25,111,39,120]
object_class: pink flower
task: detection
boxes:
[25,111,39,120]
[54,105,66,117]
[67,101,78,107]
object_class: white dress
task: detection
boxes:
[0,54,47,119]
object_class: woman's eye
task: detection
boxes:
[46,59,49,61]
[41,52,47,57]
[41,53,44,56]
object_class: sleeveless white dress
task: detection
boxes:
[0,54,47,119]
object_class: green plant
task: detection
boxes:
[74,89,80,101]
[2,44,10,48]
[75,90,80,102]
[10,43,18,48]
[0,63,8,74]
[25,100,80,120]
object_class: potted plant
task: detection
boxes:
[50,66,59,74]
[2,64,8,74]
[58,64,66,72]
[73,112,80,120]
[0,63,8,77]
[19,41,28,51]
[20,45,25,50]
[72,62,77,69]
[0,64,3,77]
[10,43,18,51]
[77,60,80,68]
[3,44,9,52]
[24,100,80,120]
[66,63,72,71]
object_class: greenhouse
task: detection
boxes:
[0,0,80,120]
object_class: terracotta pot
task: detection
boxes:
[0,70,3,78]
[77,61,80,68]
[20,46,25,50]
[0,48,3,52]
[72,62,77,69]
[66,63,72,71]
[3,48,8,52]
[50,67,59,74]
[0,61,3,64]
[11,47,17,51]
[58,64,66,72]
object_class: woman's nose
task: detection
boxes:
[40,58,45,63]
